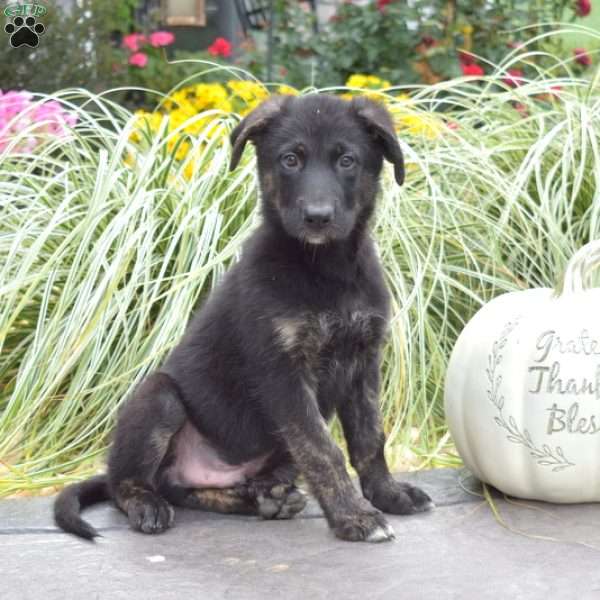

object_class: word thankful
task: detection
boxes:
[528,362,600,398]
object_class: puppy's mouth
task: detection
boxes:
[302,231,330,245]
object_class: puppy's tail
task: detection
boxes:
[54,474,110,540]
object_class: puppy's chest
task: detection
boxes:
[273,308,387,366]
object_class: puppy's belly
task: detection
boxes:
[166,421,269,488]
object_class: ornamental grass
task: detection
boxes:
[1,38,599,495]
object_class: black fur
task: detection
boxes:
[54,93,432,543]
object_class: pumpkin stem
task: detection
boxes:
[559,240,600,295]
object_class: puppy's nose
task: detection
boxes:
[303,205,333,227]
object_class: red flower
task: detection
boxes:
[458,50,475,65]
[377,0,393,11]
[460,63,484,76]
[122,33,145,52]
[208,37,232,58]
[503,68,525,87]
[422,35,437,48]
[574,47,592,66]
[149,31,175,47]
[575,0,592,16]
[128,52,148,68]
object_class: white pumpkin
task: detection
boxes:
[445,240,600,503]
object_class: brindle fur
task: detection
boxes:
[54,93,433,542]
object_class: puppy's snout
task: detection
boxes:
[303,204,334,228]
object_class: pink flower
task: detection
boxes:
[575,0,592,16]
[208,37,232,58]
[503,68,525,87]
[460,63,484,76]
[0,91,77,154]
[128,52,148,68]
[507,40,526,50]
[149,30,175,47]
[122,33,145,52]
[514,102,528,116]
[574,47,592,66]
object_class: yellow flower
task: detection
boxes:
[462,24,473,35]
[184,159,195,180]
[227,80,269,104]
[366,75,390,88]
[123,151,136,168]
[394,112,442,139]
[346,74,368,88]
[277,84,299,96]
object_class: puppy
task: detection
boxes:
[54,93,433,543]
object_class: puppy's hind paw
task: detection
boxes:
[255,483,308,520]
[127,492,175,534]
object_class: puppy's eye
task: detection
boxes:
[339,155,355,169]
[281,153,300,169]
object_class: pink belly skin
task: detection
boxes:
[166,421,270,488]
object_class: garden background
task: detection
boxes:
[1,0,599,496]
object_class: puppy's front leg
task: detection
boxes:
[338,357,434,515]
[268,378,395,542]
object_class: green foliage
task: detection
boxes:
[241,0,590,88]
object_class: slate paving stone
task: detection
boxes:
[2,468,599,600]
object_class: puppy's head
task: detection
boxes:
[230,93,404,245]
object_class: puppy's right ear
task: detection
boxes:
[229,95,288,171]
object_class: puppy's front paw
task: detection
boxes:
[127,492,175,534]
[366,480,434,515]
[333,509,395,543]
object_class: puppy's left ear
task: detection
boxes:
[351,97,405,186]
[229,95,289,171]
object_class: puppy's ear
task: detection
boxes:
[229,95,288,171]
[351,97,405,186]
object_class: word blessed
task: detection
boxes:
[546,402,600,435]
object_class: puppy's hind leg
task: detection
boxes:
[108,372,186,534]
[160,484,258,515]
[159,455,307,520]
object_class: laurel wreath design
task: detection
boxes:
[486,318,575,472]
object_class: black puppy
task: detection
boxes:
[54,93,433,543]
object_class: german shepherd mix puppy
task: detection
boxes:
[54,93,433,543]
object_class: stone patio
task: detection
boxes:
[2,468,600,599]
